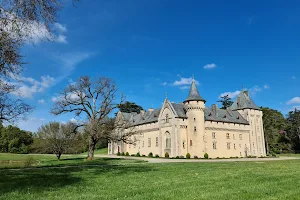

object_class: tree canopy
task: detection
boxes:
[218,95,233,109]
[117,101,144,114]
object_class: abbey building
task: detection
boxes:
[108,80,266,158]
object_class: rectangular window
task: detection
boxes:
[194,126,197,132]
[227,142,231,150]
[142,141,144,147]
[226,133,230,139]
[156,137,159,147]
[212,132,216,139]
[233,134,235,140]
[234,144,236,150]
[213,142,217,149]
[239,134,242,140]
[148,138,151,147]
[190,140,192,146]
[239,144,242,148]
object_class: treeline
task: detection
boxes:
[0,123,107,155]
[262,107,300,154]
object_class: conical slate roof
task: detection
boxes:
[230,90,260,111]
[183,79,206,103]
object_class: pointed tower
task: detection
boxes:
[230,89,266,157]
[183,78,206,157]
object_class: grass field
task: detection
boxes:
[0,153,300,200]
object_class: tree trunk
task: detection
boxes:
[88,138,96,160]
[56,152,62,160]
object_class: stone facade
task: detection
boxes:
[108,80,266,158]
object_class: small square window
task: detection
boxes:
[194,126,197,132]
[226,133,230,139]
[227,142,231,150]
[212,132,216,139]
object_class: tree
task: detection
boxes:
[0,90,33,123]
[286,108,300,153]
[261,107,289,154]
[51,76,135,159]
[117,101,144,114]
[0,125,33,153]
[218,95,233,109]
[37,122,77,160]
[0,0,78,123]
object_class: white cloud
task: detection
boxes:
[51,93,81,103]
[173,77,199,86]
[57,52,92,72]
[292,76,296,80]
[161,82,167,86]
[219,84,270,99]
[11,75,55,98]
[203,63,217,69]
[17,117,46,132]
[287,97,300,105]
[70,118,78,123]
[38,99,45,104]
[220,90,240,98]
[54,23,67,32]
[179,86,189,90]
[0,12,68,44]
[55,34,67,43]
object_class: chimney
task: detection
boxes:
[148,108,154,112]
[212,104,217,115]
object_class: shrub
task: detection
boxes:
[148,152,153,157]
[165,152,169,158]
[121,152,125,156]
[175,156,180,159]
[186,153,191,159]
[204,153,209,159]
[155,154,159,158]
[142,154,146,157]
[136,152,140,157]
[271,153,277,157]
[131,154,135,156]
[125,152,129,156]
[117,152,121,156]
[216,157,220,159]
[194,155,198,159]
[179,155,184,159]
[24,156,37,167]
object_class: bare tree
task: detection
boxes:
[0,90,32,123]
[0,0,79,123]
[37,121,77,160]
[51,76,136,159]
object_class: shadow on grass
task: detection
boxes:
[0,157,154,195]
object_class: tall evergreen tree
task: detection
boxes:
[218,95,233,109]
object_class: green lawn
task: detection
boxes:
[80,148,108,156]
[1,154,300,200]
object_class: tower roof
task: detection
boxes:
[183,79,206,103]
[230,89,260,110]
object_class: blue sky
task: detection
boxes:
[14,0,300,132]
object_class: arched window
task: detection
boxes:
[165,132,171,149]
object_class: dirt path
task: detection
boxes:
[94,154,300,163]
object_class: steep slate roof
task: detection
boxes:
[171,103,249,124]
[120,108,161,126]
[204,107,249,124]
[183,80,206,103]
[230,90,260,111]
